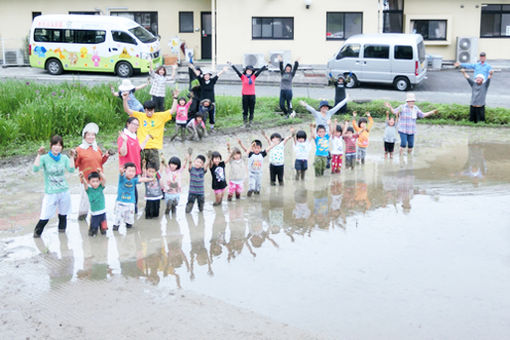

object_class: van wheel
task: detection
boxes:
[116,61,133,78]
[46,59,63,75]
[394,77,410,91]
[344,73,358,88]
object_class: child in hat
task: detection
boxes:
[111,79,148,112]
[299,96,348,134]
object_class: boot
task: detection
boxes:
[198,199,204,212]
[33,219,49,238]
[185,202,193,214]
[125,223,133,229]
[247,190,253,197]
[295,171,300,180]
[171,202,177,215]
[236,193,241,199]
[113,225,119,231]
[58,214,67,233]
[301,170,305,180]
[227,194,233,201]
[165,201,171,214]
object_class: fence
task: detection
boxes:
[0,37,29,66]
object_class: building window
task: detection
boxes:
[68,11,100,15]
[32,12,41,21]
[179,12,194,33]
[411,20,447,40]
[364,45,390,59]
[111,12,158,35]
[252,17,294,40]
[326,12,363,40]
[480,4,510,38]
[383,0,404,33]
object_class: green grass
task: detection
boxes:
[1,80,509,158]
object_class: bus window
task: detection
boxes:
[74,30,106,44]
[112,31,138,45]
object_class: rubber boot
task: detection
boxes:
[58,214,67,233]
[165,201,171,214]
[227,193,233,201]
[33,219,49,238]
[301,170,305,181]
[171,201,177,215]
[235,193,241,199]
[185,202,193,214]
[198,199,204,212]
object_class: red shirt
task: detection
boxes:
[75,146,108,179]
[343,134,359,154]
[241,74,257,95]
[117,135,142,174]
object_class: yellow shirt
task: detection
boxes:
[132,110,172,149]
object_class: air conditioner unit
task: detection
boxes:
[456,37,478,64]
[243,53,265,68]
[4,49,25,65]
[268,50,292,68]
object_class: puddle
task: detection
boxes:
[1,123,510,338]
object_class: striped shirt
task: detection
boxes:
[189,167,205,195]
[149,71,174,97]
[394,104,424,135]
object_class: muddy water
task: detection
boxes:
[1,123,510,339]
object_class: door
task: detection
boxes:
[201,12,212,60]
[361,44,392,82]
[328,43,361,77]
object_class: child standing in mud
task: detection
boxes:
[186,153,208,213]
[225,143,246,200]
[329,119,344,174]
[79,169,107,236]
[33,135,75,238]
[384,111,398,159]
[143,162,163,219]
[263,130,292,186]
[309,123,330,177]
[161,154,189,215]
[208,151,228,206]
[342,122,361,170]
[292,128,311,181]
[238,137,276,196]
[352,111,373,165]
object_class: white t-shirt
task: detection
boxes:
[330,136,343,155]
[294,141,311,160]
[269,142,285,166]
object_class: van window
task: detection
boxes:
[129,26,157,43]
[74,30,106,44]
[394,45,413,60]
[336,44,360,59]
[363,45,389,59]
[112,31,137,45]
[417,41,426,62]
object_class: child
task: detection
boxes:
[238,137,276,196]
[292,128,311,180]
[229,62,268,127]
[208,151,228,206]
[197,99,215,132]
[186,154,208,213]
[186,113,208,141]
[79,169,107,236]
[352,111,373,164]
[113,162,151,231]
[278,55,299,118]
[342,122,361,170]
[170,89,191,142]
[111,79,148,112]
[162,155,189,215]
[143,162,163,219]
[262,130,292,186]
[33,135,75,238]
[328,73,350,113]
[384,110,398,159]
[329,118,344,173]
[149,62,177,112]
[309,123,330,177]
[226,143,246,200]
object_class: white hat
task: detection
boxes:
[405,93,416,102]
[475,74,485,81]
[82,122,99,137]
[118,79,135,92]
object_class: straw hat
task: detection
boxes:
[405,93,416,102]
[118,79,135,92]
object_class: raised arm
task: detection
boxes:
[170,89,179,114]
[33,146,45,171]
[237,138,248,153]
[422,109,439,118]
[328,94,349,116]
[342,120,348,135]
[79,172,88,191]
[352,111,360,132]
[261,130,271,145]
[329,119,337,135]
[118,131,128,157]
[254,65,268,78]
[299,100,319,117]
[309,123,316,140]
[384,102,397,115]
[122,92,135,116]
[291,60,299,77]
[366,113,374,130]
[461,68,470,79]
[110,85,119,97]
[189,63,201,77]
[140,134,153,150]
[135,81,149,91]
[228,62,243,78]
[217,65,228,78]
[282,133,293,145]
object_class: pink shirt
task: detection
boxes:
[117,135,142,174]
[241,74,257,95]
[175,101,192,124]
[164,168,183,194]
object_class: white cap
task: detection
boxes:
[82,122,99,137]
[475,74,485,81]
[405,93,416,102]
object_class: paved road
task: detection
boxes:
[1,66,509,107]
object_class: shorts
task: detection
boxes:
[399,132,415,149]
[295,159,308,171]
[114,201,135,226]
[384,141,395,153]
[214,188,226,195]
[164,193,180,204]
[40,191,71,220]
[228,181,243,194]
[90,212,107,231]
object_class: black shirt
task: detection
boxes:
[211,161,227,190]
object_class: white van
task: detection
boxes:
[29,14,161,77]
[326,34,427,91]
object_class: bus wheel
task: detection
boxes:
[393,77,410,91]
[46,59,63,75]
[116,61,133,78]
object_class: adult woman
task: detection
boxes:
[72,123,110,220]
[384,93,438,155]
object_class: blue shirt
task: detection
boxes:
[117,174,139,204]
[460,61,492,80]
[315,134,330,157]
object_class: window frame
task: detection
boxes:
[111,31,138,45]
[411,19,447,41]
[33,28,106,44]
[363,44,390,59]
[251,17,294,40]
[179,11,194,33]
[394,45,414,60]
[480,4,510,38]
[326,12,363,41]
[383,0,404,33]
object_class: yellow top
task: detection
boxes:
[132,110,172,149]
[352,116,373,148]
